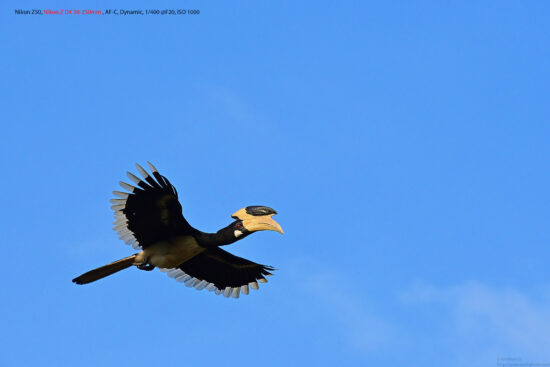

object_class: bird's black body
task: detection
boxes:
[72,163,283,298]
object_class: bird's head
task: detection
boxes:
[230,206,284,239]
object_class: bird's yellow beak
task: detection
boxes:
[242,216,284,234]
[232,206,284,234]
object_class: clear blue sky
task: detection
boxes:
[1,1,550,366]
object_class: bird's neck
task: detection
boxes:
[195,225,241,247]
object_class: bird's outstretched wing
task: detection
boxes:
[111,162,194,249]
[163,248,275,298]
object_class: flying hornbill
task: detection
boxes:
[72,162,283,298]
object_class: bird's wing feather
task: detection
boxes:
[163,247,275,298]
[111,163,194,249]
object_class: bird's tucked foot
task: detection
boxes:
[137,263,156,271]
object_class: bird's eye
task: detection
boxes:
[236,222,243,229]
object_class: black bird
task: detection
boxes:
[72,162,283,298]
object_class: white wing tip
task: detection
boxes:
[135,163,149,178]
[147,161,159,172]
[119,181,136,192]
[231,288,240,298]
[223,287,232,297]
[162,269,265,298]
[126,172,142,185]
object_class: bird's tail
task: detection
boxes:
[72,254,138,285]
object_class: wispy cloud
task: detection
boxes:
[306,273,397,351]
[402,282,550,366]
[299,265,550,366]
[202,84,255,122]
[294,263,401,353]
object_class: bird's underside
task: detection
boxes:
[72,162,282,298]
